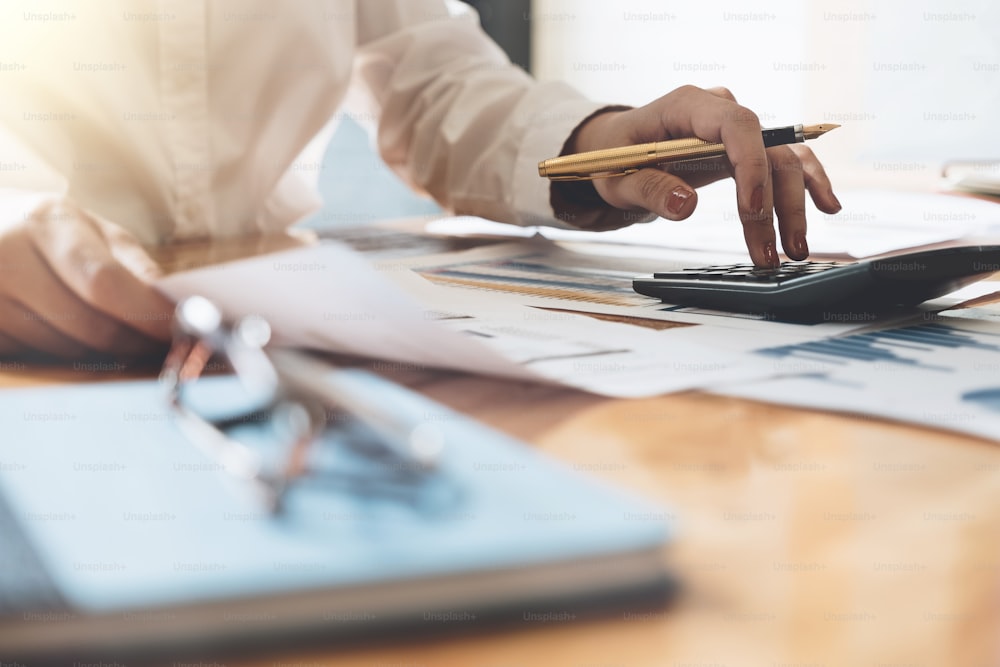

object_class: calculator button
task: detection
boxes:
[651,260,855,284]
[651,271,726,280]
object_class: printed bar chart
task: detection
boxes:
[757,323,1000,372]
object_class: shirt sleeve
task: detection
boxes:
[348,0,612,229]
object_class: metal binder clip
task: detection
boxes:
[159,296,450,514]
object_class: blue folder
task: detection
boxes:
[0,369,672,658]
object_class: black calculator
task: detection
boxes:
[632,245,1000,321]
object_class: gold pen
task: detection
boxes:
[538,123,839,181]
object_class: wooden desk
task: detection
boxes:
[2,234,998,667]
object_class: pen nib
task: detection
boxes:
[801,123,841,140]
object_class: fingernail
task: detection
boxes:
[794,231,809,258]
[750,185,765,218]
[763,242,779,268]
[667,186,694,216]
[829,190,842,212]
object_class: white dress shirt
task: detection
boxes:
[0,0,606,244]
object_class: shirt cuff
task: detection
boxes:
[511,96,614,230]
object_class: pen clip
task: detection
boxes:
[548,169,638,182]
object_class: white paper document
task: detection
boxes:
[157,243,772,398]
[426,187,1000,258]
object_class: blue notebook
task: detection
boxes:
[0,367,672,659]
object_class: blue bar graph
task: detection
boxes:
[757,323,1000,372]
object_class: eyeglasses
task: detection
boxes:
[159,296,454,515]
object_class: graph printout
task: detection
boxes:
[404,241,876,339]
[714,315,1000,442]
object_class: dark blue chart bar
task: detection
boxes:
[757,323,1000,372]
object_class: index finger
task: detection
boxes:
[647,87,776,266]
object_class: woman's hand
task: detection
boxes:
[567,85,842,267]
[0,200,174,360]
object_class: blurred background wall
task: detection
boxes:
[533,0,999,189]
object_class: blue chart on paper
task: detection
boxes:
[416,255,649,307]
[756,323,1000,372]
[715,317,1000,442]
[962,387,1000,414]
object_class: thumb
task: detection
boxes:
[596,169,698,222]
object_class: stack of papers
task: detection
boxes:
[944,160,1000,198]
[157,243,773,398]
[159,188,1000,443]
[426,187,1000,258]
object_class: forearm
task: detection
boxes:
[350,0,611,228]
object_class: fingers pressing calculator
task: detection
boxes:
[632,245,1000,322]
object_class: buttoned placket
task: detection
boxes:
[158,0,214,240]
